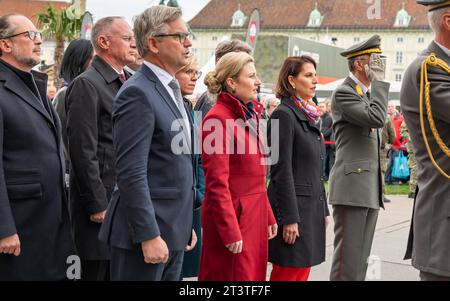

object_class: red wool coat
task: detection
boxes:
[198,92,276,281]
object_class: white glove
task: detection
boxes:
[364,53,386,82]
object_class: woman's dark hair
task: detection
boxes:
[275,55,317,99]
[59,39,94,83]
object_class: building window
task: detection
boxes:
[310,37,317,41]
[212,36,218,41]
[307,3,323,27]
[394,4,411,27]
[396,51,403,64]
[397,37,404,43]
[395,74,402,82]
[354,37,360,43]
[418,37,425,43]
[191,48,197,54]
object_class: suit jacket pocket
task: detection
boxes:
[7,182,42,201]
[150,187,179,200]
[295,184,312,196]
[344,161,371,175]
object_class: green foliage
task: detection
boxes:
[36,4,83,42]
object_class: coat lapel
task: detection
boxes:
[3,72,53,124]
[282,98,322,136]
[345,77,370,104]
[139,64,183,121]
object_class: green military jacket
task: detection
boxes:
[328,77,389,209]
[400,41,450,277]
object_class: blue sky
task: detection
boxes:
[86,0,210,24]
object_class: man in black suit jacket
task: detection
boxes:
[0,14,75,280]
[65,17,136,281]
[99,5,195,281]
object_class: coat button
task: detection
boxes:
[357,168,363,174]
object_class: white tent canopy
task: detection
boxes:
[316,78,402,93]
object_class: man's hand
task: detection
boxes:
[185,229,197,252]
[364,53,386,82]
[268,224,278,240]
[283,223,300,245]
[142,236,169,264]
[225,240,243,254]
[90,210,106,223]
[0,234,21,256]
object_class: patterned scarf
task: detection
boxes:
[292,96,319,122]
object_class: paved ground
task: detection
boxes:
[186,195,419,281]
[303,195,419,281]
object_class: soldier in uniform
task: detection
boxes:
[400,121,417,199]
[401,0,450,281]
[381,115,396,202]
[328,35,390,281]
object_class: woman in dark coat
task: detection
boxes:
[175,56,204,279]
[268,56,331,281]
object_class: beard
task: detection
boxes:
[12,46,40,68]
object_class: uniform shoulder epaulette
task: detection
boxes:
[419,53,450,178]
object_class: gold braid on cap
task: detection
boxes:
[428,0,450,11]
[347,48,382,59]
[419,53,450,179]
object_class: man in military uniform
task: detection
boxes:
[328,35,390,281]
[381,115,396,202]
[401,0,450,281]
[400,121,417,199]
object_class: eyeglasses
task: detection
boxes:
[185,69,202,78]
[153,32,192,44]
[1,30,42,41]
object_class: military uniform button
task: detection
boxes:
[357,168,362,174]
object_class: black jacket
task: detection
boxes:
[0,60,75,280]
[65,55,125,260]
[267,98,329,268]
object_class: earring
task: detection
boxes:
[232,88,236,94]
[292,85,296,90]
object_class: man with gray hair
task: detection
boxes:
[0,14,75,280]
[99,5,195,281]
[194,39,252,118]
[401,0,450,281]
[65,16,136,280]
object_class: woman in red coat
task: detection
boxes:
[198,52,278,281]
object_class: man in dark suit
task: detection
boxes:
[0,14,75,280]
[328,35,390,281]
[401,0,450,281]
[65,16,136,281]
[99,5,195,281]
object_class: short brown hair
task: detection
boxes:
[0,14,19,56]
[91,16,124,50]
[214,39,252,64]
[275,56,317,99]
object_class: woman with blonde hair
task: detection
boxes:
[198,52,278,281]
[174,56,204,279]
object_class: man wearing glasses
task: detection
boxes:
[65,16,136,281]
[0,14,75,280]
[99,5,195,281]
